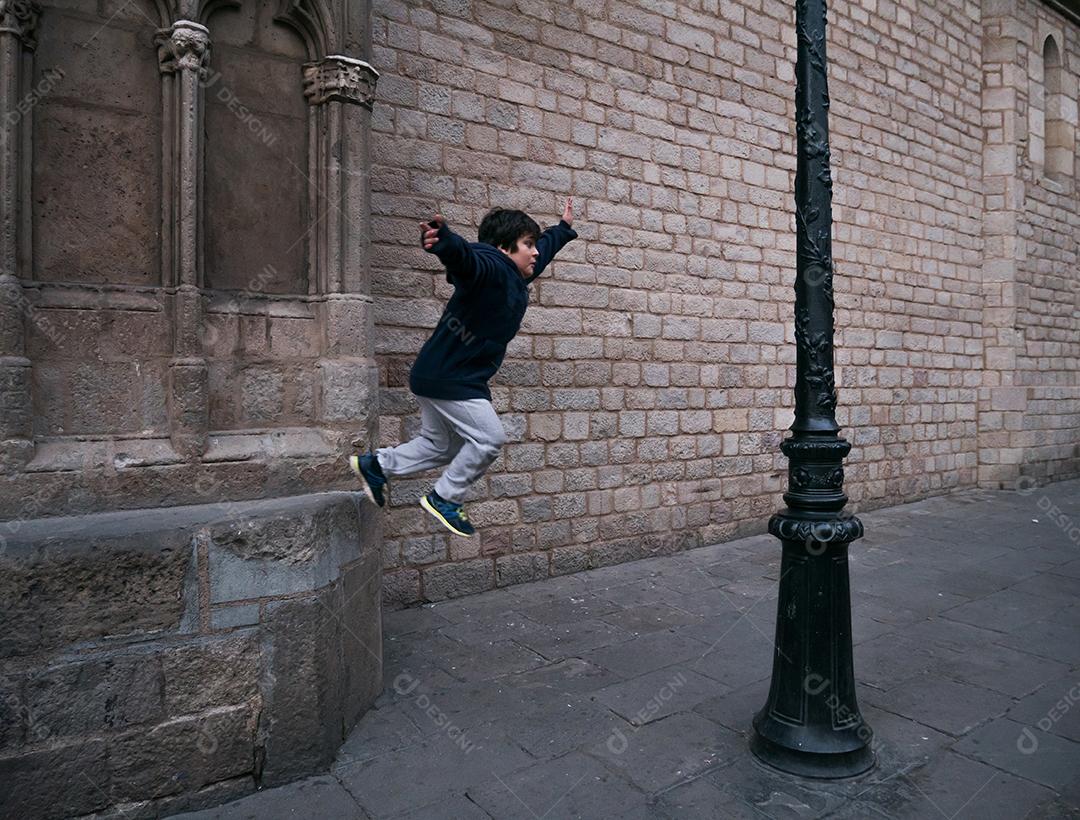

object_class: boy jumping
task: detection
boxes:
[350,199,578,537]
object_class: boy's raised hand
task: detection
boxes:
[561,197,574,227]
[420,214,444,250]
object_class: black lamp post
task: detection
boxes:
[749,0,875,778]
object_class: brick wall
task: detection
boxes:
[368,0,1078,606]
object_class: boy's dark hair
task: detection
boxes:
[478,209,540,251]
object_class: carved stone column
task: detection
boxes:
[0,0,40,472]
[302,56,380,444]
[157,20,210,459]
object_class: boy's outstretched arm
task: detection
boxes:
[420,214,487,288]
[526,197,578,284]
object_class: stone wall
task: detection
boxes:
[980,0,1080,485]
[369,0,1079,607]
[0,0,387,814]
[0,492,381,818]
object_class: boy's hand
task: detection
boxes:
[561,197,574,227]
[420,214,444,250]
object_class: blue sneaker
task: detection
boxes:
[349,453,387,507]
[420,491,475,537]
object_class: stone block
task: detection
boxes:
[324,296,375,358]
[33,83,160,287]
[207,493,363,603]
[258,591,342,786]
[340,554,383,728]
[496,552,549,587]
[211,604,260,631]
[0,363,32,440]
[0,521,192,658]
[109,705,257,803]
[0,738,110,818]
[319,359,379,424]
[22,651,164,738]
[551,545,591,576]
[421,559,495,601]
[161,633,261,714]
[382,568,422,607]
[241,366,285,422]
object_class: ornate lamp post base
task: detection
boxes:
[750,731,874,779]
[750,438,875,778]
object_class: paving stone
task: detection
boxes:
[515,595,625,625]
[585,711,743,793]
[935,643,1071,698]
[170,776,367,820]
[706,754,849,819]
[384,794,490,819]
[435,638,549,683]
[593,666,720,726]
[942,588,1069,633]
[897,617,1009,654]
[857,749,1057,819]
[1007,571,1080,603]
[851,593,939,628]
[598,601,704,633]
[511,617,634,660]
[435,609,544,646]
[681,618,773,691]
[381,606,452,638]
[1051,558,1080,579]
[693,681,768,735]
[1007,674,1080,743]
[863,674,1012,736]
[594,576,681,607]
[994,608,1080,665]
[474,695,623,759]
[333,724,534,818]
[422,588,527,624]
[332,703,425,768]
[648,565,725,593]
[952,717,1080,790]
[586,629,710,678]
[652,776,763,818]
[466,751,651,819]
[505,657,624,696]
[511,572,590,602]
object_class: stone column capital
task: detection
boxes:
[302,55,379,108]
[0,0,41,48]
[155,20,211,78]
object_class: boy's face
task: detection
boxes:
[500,235,539,278]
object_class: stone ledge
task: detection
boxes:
[0,492,382,819]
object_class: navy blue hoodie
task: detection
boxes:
[409,219,578,401]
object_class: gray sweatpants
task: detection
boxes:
[375,395,507,504]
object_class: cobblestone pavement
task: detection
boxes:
[176,479,1080,819]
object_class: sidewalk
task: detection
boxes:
[177,479,1080,819]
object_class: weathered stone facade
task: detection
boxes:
[1,493,381,818]
[369,0,1079,606]
[0,0,384,815]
